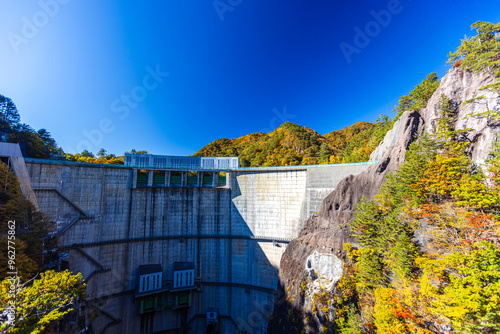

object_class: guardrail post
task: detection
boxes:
[165,171,170,187]
[212,172,218,187]
[147,171,153,187]
[132,169,137,188]
[181,172,187,187]
[197,172,203,187]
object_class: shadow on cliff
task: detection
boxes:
[267,280,325,334]
[271,67,500,329]
[269,110,424,330]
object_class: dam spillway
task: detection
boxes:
[23,158,373,333]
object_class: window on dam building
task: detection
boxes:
[138,264,163,293]
[125,153,239,169]
[173,262,195,288]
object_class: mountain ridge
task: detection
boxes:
[193,119,392,167]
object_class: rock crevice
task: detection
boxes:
[272,68,500,333]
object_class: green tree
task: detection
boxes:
[448,21,500,81]
[10,124,48,158]
[0,94,20,129]
[394,73,440,120]
[318,143,333,163]
[97,148,107,159]
[0,270,86,334]
[80,150,94,158]
[37,129,62,155]
[0,162,54,280]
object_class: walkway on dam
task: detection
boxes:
[63,234,292,249]
[24,157,376,171]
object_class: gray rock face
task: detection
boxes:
[273,110,423,325]
[298,109,422,243]
[369,113,406,162]
[273,68,500,330]
[421,68,500,164]
[293,68,500,254]
[305,251,343,290]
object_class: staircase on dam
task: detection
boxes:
[20,157,374,334]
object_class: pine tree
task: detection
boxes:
[0,94,20,129]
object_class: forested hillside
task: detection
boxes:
[194,119,392,167]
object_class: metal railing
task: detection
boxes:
[234,160,378,170]
[25,157,378,171]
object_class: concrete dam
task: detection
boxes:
[22,157,372,334]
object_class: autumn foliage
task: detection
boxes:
[194,119,392,167]
[333,22,500,333]
[340,119,500,333]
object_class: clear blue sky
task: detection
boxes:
[0,0,499,156]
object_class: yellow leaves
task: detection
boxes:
[414,148,471,203]
[343,242,358,263]
[453,173,500,209]
[374,279,439,334]
[329,155,340,164]
[417,241,500,332]
[0,270,86,333]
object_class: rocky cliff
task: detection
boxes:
[270,67,500,333]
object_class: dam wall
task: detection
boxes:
[25,159,372,333]
[232,163,374,246]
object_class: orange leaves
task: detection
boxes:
[461,213,500,248]
[409,143,500,212]
[416,203,439,219]
[413,201,500,255]
[373,286,429,334]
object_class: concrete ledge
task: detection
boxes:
[234,161,377,172]
[63,234,291,249]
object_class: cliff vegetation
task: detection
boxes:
[272,21,500,334]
